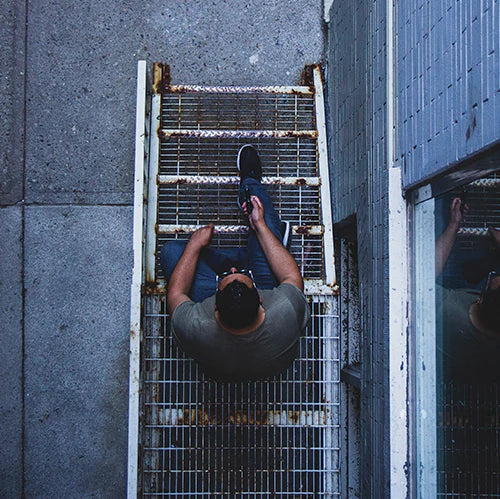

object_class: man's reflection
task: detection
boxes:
[435,197,500,382]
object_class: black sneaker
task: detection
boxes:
[281,221,291,248]
[237,145,262,211]
[237,145,262,182]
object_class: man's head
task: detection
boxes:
[215,268,260,329]
[476,273,500,334]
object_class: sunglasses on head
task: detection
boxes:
[215,269,255,290]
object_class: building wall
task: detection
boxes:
[327,0,498,496]
[396,0,499,189]
[327,0,390,496]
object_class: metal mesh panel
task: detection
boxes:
[437,383,500,497]
[140,294,340,496]
[158,184,321,226]
[161,93,316,131]
[159,137,318,177]
[455,172,500,239]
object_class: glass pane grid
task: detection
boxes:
[433,170,500,497]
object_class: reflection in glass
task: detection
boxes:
[434,174,500,495]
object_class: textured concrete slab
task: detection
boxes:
[0,206,23,497]
[24,206,132,497]
[0,1,26,205]
[25,0,325,205]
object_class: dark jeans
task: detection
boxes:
[160,178,283,302]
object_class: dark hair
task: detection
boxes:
[478,287,500,333]
[215,280,260,329]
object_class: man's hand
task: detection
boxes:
[244,195,303,290]
[187,223,214,250]
[448,197,469,231]
[243,196,265,231]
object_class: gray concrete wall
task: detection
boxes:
[1,0,324,495]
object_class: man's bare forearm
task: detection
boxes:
[166,242,201,313]
[435,222,459,277]
[254,220,303,289]
[166,224,214,314]
[168,243,201,295]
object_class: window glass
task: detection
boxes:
[434,173,500,496]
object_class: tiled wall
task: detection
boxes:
[327,0,498,495]
[396,0,499,188]
[327,0,390,495]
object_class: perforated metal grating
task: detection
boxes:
[137,64,339,497]
[159,138,318,177]
[437,383,500,497]
[141,295,339,496]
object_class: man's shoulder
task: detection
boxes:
[265,282,305,297]
[171,296,218,349]
[262,283,310,326]
[171,295,216,327]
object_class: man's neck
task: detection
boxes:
[215,306,266,335]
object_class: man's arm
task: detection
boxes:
[245,196,304,291]
[435,197,467,277]
[166,224,214,315]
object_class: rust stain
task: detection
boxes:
[291,86,314,95]
[465,111,477,141]
[144,281,168,295]
[295,225,313,235]
[294,178,307,186]
[160,129,317,139]
[178,409,271,426]
[154,63,172,94]
[300,64,316,86]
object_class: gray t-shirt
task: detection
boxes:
[171,283,311,381]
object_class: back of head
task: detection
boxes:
[216,280,260,329]
[478,287,500,334]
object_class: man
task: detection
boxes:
[160,145,311,381]
[435,197,500,381]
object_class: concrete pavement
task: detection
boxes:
[1,1,324,495]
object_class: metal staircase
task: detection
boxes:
[128,62,340,497]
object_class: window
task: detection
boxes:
[413,170,500,497]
